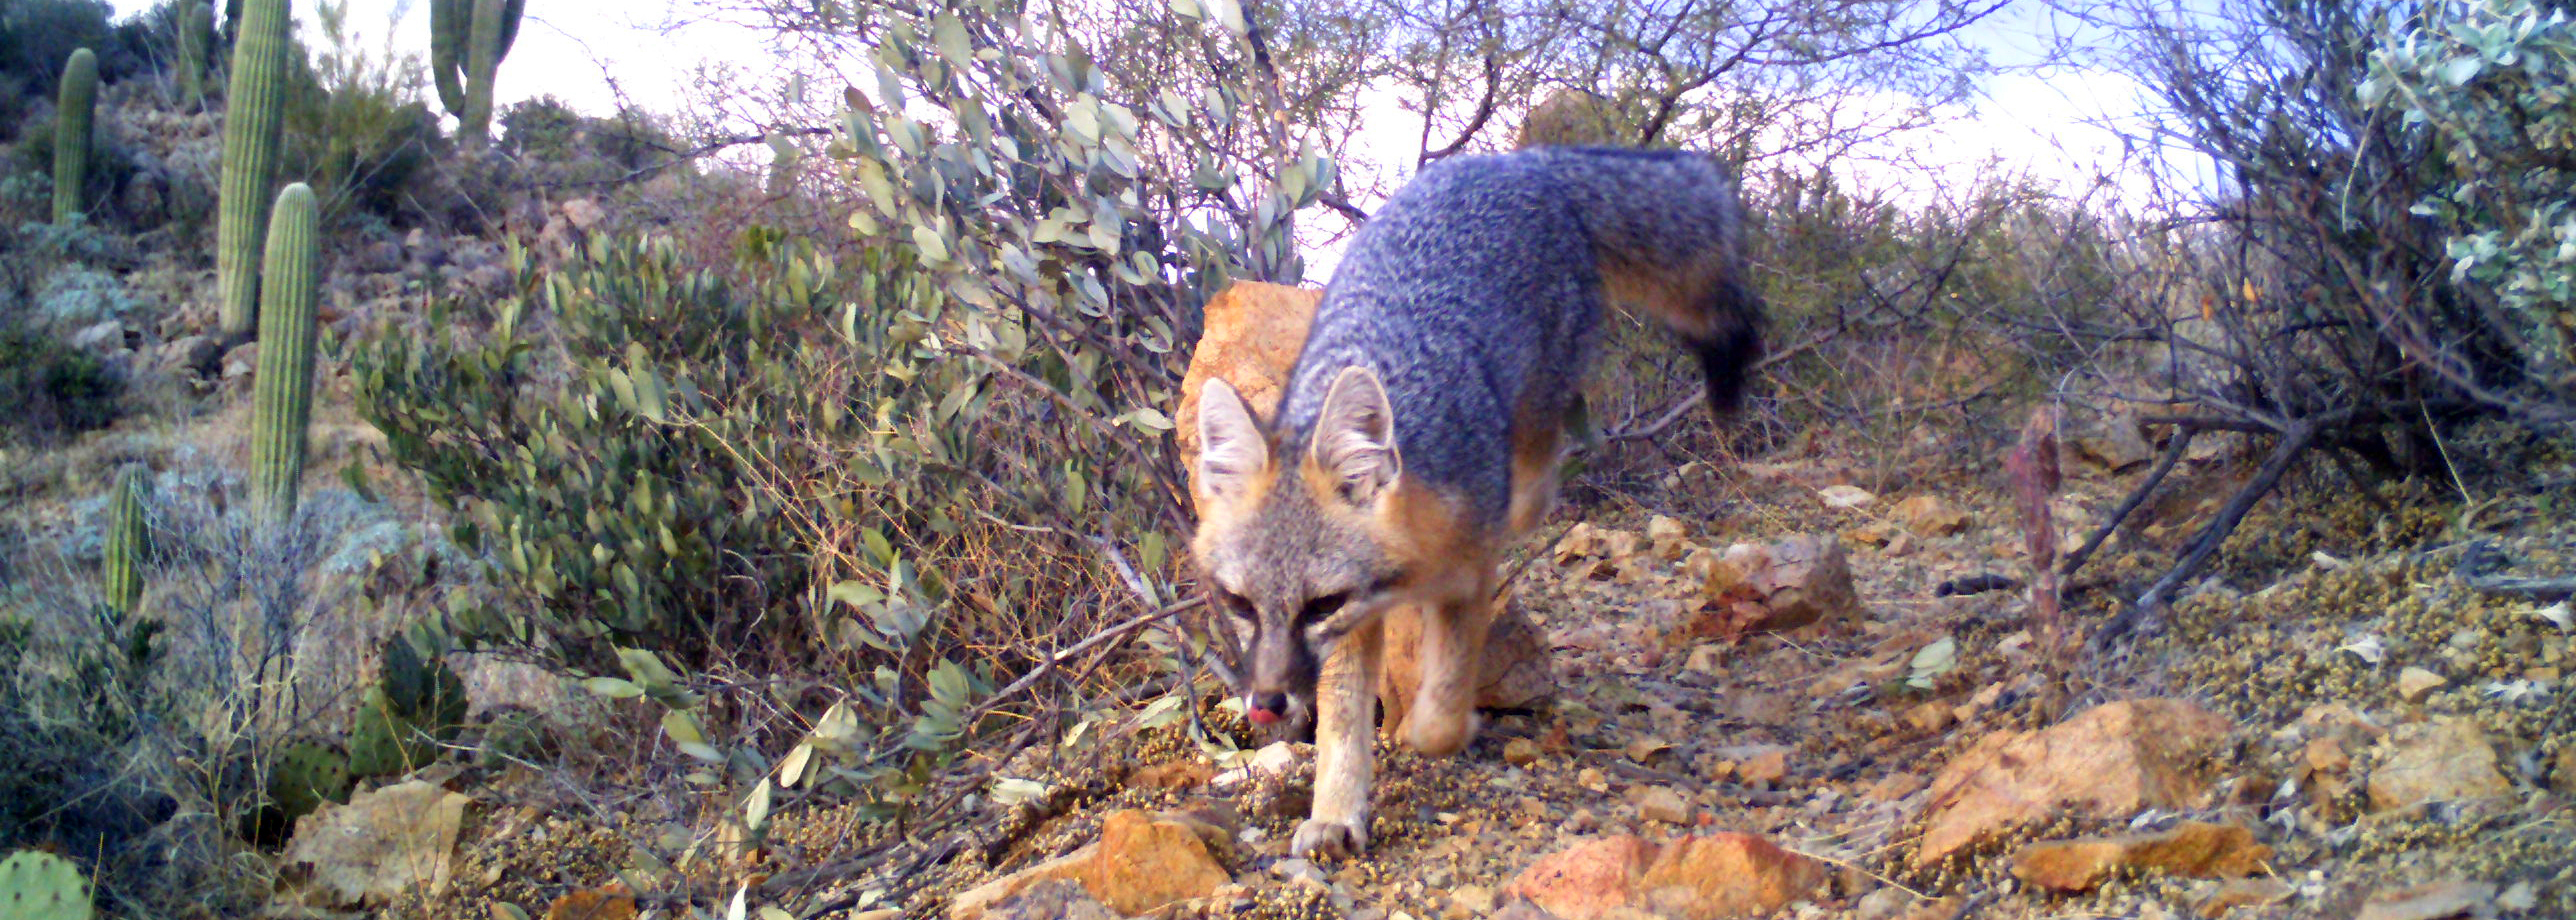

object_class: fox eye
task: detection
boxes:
[1215,590,1256,621]
[1298,591,1351,624]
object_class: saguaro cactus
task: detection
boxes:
[216,0,289,340]
[248,183,318,522]
[178,1,214,107]
[51,48,97,226]
[431,0,522,148]
[103,465,150,614]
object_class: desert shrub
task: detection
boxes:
[2363,0,2576,400]
[353,234,886,671]
[0,461,396,915]
[493,96,685,188]
[275,1,432,233]
[0,0,115,95]
[0,223,124,444]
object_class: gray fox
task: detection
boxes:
[1190,146,1764,859]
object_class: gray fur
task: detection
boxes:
[1201,146,1763,727]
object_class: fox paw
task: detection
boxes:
[1291,816,1369,860]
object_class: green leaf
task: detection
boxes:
[581,677,645,699]
[928,658,971,704]
[743,779,774,830]
[2442,54,2485,84]
[1906,637,1958,691]
[932,13,972,68]
[912,225,950,263]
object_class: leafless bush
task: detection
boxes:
[2034,0,2576,646]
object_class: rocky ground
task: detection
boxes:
[853,429,2576,920]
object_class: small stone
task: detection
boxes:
[1904,700,1955,733]
[1913,699,2233,868]
[1128,761,1213,790]
[2009,822,2271,892]
[2497,881,2536,912]
[1505,738,1543,766]
[2301,737,2351,776]
[2368,717,2511,814]
[1647,515,1691,557]
[1892,495,1970,536]
[1270,858,1327,887]
[1445,884,1496,920]
[2194,878,2292,918]
[1632,786,1692,825]
[1818,485,1877,509]
[1866,773,1927,802]
[1684,644,1728,676]
[1625,737,1673,763]
[2552,745,2576,796]
[1738,749,1789,786]
[2351,880,2496,920]
[221,341,259,379]
[2395,666,2445,703]
[1578,768,1609,792]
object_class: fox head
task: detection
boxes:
[1191,366,1422,732]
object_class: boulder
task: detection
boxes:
[1500,835,1658,920]
[1672,536,1860,642]
[2351,880,2496,920]
[2367,718,2511,814]
[1637,833,1827,920]
[1914,699,2232,868]
[946,809,1230,919]
[1502,833,1823,920]
[278,780,471,908]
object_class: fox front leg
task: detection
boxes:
[1403,586,1495,757]
[1294,617,1383,860]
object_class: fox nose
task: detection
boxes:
[1246,692,1289,725]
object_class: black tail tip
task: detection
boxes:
[1692,321,1762,415]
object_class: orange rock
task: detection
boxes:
[1500,835,1659,920]
[2010,822,2272,892]
[2368,718,2512,814]
[1914,699,2232,868]
[1072,810,1232,915]
[545,890,638,920]
[1171,281,1320,499]
[1893,495,1969,537]
[1127,762,1214,790]
[1638,832,1826,920]
[947,810,1230,919]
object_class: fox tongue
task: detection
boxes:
[1246,705,1279,725]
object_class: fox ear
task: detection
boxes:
[1197,378,1269,500]
[1311,365,1400,504]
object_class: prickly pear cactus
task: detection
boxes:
[346,687,429,778]
[266,740,353,826]
[0,850,93,920]
[378,636,469,727]
[215,0,289,339]
[51,48,96,226]
[101,465,149,614]
[247,183,317,521]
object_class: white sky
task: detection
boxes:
[115,0,2171,208]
